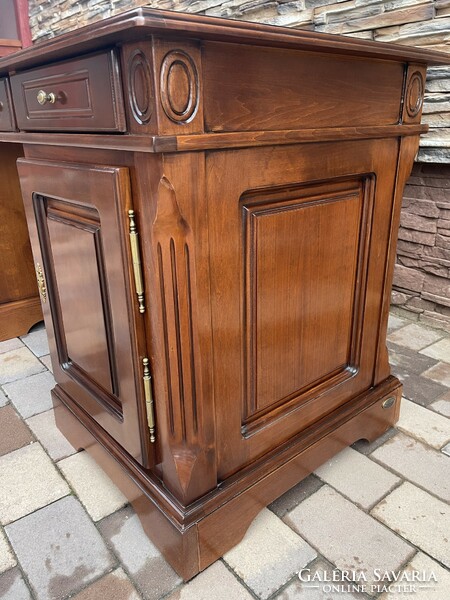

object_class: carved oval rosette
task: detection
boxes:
[405,71,424,120]
[128,49,153,125]
[160,50,199,124]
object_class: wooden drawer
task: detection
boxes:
[0,78,15,131]
[10,50,126,132]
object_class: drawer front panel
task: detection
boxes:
[0,78,15,131]
[10,50,126,132]
[204,42,405,132]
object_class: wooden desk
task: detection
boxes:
[0,8,448,579]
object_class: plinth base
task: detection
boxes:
[53,375,401,580]
[0,297,43,342]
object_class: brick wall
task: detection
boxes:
[27,0,450,326]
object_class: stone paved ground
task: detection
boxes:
[0,311,449,600]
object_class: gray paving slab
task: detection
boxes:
[284,486,415,588]
[5,496,116,600]
[58,451,127,521]
[0,443,69,525]
[0,568,32,600]
[166,561,253,600]
[26,409,77,461]
[98,505,181,600]
[0,347,45,385]
[20,324,49,358]
[314,446,400,509]
[224,508,317,599]
[4,371,55,419]
[372,432,450,502]
[371,482,450,568]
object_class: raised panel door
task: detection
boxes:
[207,139,400,478]
[17,158,151,466]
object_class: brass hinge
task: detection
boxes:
[128,209,145,314]
[35,263,47,303]
[142,357,156,443]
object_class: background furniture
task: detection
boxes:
[0,8,448,579]
[0,0,41,341]
[0,0,31,56]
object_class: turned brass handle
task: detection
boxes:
[35,263,47,303]
[36,90,56,105]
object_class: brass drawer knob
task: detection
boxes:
[36,90,56,105]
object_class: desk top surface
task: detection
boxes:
[0,7,449,76]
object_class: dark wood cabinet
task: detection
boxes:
[0,7,448,580]
[0,1,41,341]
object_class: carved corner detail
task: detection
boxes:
[160,50,199,124]
[128,49,153,125]
[405,71,424,119]
[153,177,199,446]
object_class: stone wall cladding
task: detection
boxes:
[393,163,450,331]
[28,0,450,163]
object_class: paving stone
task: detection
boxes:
[0,443,69,525]
[380,552,450,600]
[26,409,77,462]
[273,557,364,599]
[0,388,7,407]
[387,314,408,333]
[371,482,449,568]
[58,451,127,521]
[388,342,438,374]
[372,432,450,502]
[71,568,140,600]
[3,371,55,419]
[352,428,398,455]
[400,372,449,407]
[314,447,400,509]
[420,337,450,363]
[40,354,53,373]
[430,398,450,416]
[0,347,45,384]
[0,405,34,456]
[0,568,32,600]
[269,474,323,517]
[396,398,450,449]
[0,338,24,354]
[284,485,414,587]
[224,508,317,599]
[442,442,450,457]
[98,505,181,599]
[429,389,450,416]
[422,361,450,387]
[387,323,444,351]
[0,528,16,574]
[20,323,49,358]
[167,561,253,600]
[5,496,115,600]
